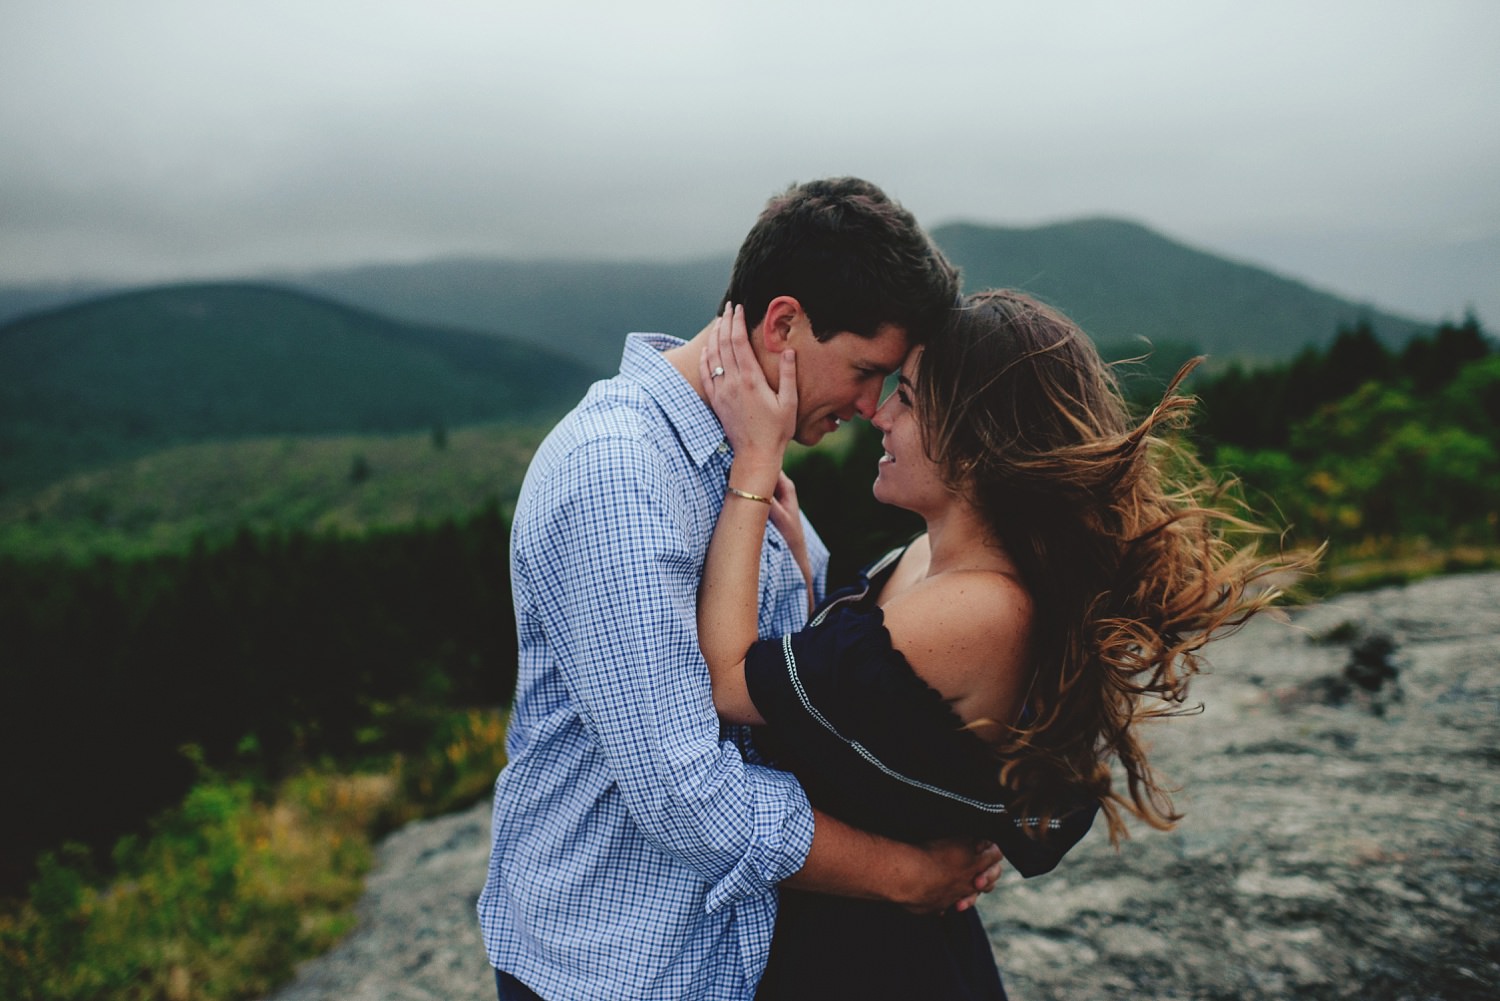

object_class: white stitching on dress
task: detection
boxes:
[808,547,903,628]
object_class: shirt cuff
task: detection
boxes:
[703,764,814,913]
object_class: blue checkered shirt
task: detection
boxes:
[478,334,827,999]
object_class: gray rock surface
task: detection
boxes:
[267,572,1500,1000]
[987,571,1500,1000]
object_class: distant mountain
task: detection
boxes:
[268,218,1431,372]
[931,218,1431,360]
[0,283,597,493]
[0,280,119,329]
[283,257,732,376]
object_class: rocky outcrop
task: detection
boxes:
[267,572,1500,1000]
[987,571,1500,1000]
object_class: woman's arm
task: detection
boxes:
[697,303,798,724]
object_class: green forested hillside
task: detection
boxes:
[0,502,517,892]
[1190,315,1500,584]
[0,283,597,492]
[0,423,546,562]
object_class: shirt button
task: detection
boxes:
[717,441,730,454]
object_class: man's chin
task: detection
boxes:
[795,416,844,447]
[794,426,832,447]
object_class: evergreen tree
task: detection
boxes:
[1402,311,1494,395]
[1320,320,1390,399]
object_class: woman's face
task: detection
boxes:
[871,349,951,516]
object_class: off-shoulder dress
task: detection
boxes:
[745,546,1097,1000]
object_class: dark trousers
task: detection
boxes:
[495,968,546,1001]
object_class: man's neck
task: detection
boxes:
[664,320,716,404]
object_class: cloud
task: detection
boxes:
[1,0,1496,321]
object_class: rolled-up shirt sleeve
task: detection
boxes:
[520,434,814,906]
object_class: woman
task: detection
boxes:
[697,292,1310,999]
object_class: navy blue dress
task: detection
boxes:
[745,548,1097,1000]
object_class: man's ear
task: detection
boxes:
[758,296,807,352]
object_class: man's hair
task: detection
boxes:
[723,177,959,344]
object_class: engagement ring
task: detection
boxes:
[711,366,725,379]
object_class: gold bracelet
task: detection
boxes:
[726,485,772,504]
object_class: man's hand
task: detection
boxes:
[896,838,1005,915]
[786,811,1005,914]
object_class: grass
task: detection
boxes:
[1312,539,1500,595]
[0,709,507,1001]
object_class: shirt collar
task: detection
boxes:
[619,333,728,469]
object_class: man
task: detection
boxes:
[478,178,999,1000]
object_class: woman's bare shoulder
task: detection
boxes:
[881,570,1030,656]
[878,569,1033,719]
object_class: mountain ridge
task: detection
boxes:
[0,216,1438,369]
[931,217,1430,357]
[273,216,1431,369]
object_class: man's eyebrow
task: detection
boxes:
[860,354,905,373]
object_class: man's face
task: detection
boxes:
[784,323,910,446]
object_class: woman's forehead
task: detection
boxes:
[902,347,923,379]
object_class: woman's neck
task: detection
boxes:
[921,497,1014,579]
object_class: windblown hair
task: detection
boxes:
[723,177,959,345]
[915,290,1315,843]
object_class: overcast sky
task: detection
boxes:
[3,0,1497,324]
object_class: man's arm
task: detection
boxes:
[787,809,1004,914]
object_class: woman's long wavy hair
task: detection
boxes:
[915,290,1316,843]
